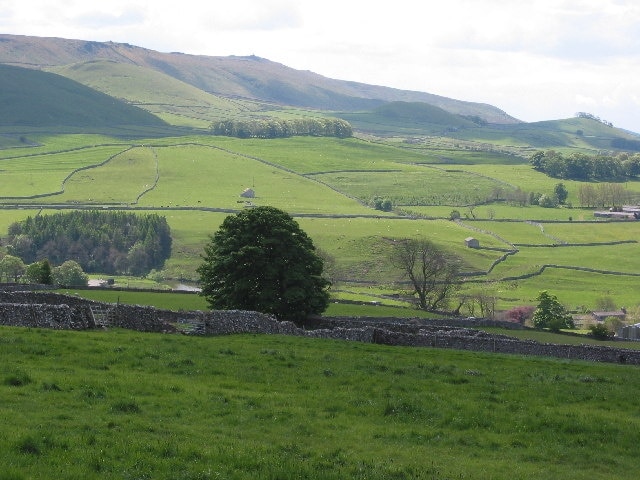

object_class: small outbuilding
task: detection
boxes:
[618,323,640,340]
[240,188,255,198]
[465,237,479,249]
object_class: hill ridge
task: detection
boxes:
[0,33,517,124]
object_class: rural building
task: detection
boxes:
[465,237,479,248]
[240,188,255,198]
[593,205,640,219]
[591,310,627,322]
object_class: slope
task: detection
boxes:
[0,63,166,127]
[336,101,480,135]
[0,34,517,124]
[50,60,270,127]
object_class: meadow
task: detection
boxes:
[1,132,640,313]
[2,326,640,479]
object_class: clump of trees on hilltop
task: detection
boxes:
[6,211,171,276]
[529,150,640,181]
[210,117,353,139]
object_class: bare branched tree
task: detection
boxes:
[391,239,461,311]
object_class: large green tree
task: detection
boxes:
[0,254,26,282]
[52,260,88,287]
[197,206,330,321]
[531,290,574,332]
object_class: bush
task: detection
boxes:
[505,305,535,324]
[589,323,614,340]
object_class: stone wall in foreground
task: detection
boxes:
[1,290,639,365]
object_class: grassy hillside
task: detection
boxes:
[0,34,516,123]
[50,60,271,128]
[336,100,479,136]
[0,64,166,127]
[2,133,640,314]
[2,327,640,479]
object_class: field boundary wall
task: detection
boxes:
[1,290,638,365]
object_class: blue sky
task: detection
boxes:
[2,0,639,132]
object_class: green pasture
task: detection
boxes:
[490,269,639,311]
[57,147,157,204]
[137,144,375,214]
[468,220,557,245]
[0,134,130,158]
[299,217,506,280]
[1,132,640,311]
[488,267,640,311]
[450,117,624,152]
[2,327,640,479]
[459,164,640,202]
[314,166,512,206]
[205,136,433,173]
[541,220,640,243]
[401,204,591,221]
[57,289,208,311]
[0,146,128,198]
[486,243,640,279]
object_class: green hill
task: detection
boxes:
[336,101,479,135]
[0,64,166,127]
[50,60,268,127]
[447,116,640,153]
[0,34,516,124]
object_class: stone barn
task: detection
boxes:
[465,237,479,248]
[240,188,255,198]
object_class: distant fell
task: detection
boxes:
[0,34,518,124]
[0,63,166,127]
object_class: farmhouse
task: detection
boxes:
[591,309,627,322]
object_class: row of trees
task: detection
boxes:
[530,150,640,181]
[6,211,172,276]
[576,182,631,208]
[0,256,88,286]
[210,117,353,139]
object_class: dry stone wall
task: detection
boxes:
[1,290,639,365]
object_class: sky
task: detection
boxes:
[2,0,639,133]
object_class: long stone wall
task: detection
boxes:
[1,290,639,365]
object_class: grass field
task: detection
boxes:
[2,327,640,479]
[1,132,640,312]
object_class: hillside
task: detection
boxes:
[0,34,516,124]
[0,64,166,127]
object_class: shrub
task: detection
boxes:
[589,323,614,340]
[505,305,535,324]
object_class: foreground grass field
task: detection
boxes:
[1,327,640,479]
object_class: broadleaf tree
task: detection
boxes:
[391,238,461,311]
[197,206,330,321]
[531,290,574,331]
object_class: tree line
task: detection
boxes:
[210,117,353,139]
[529,150,640,181]
[6,211,172,276]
